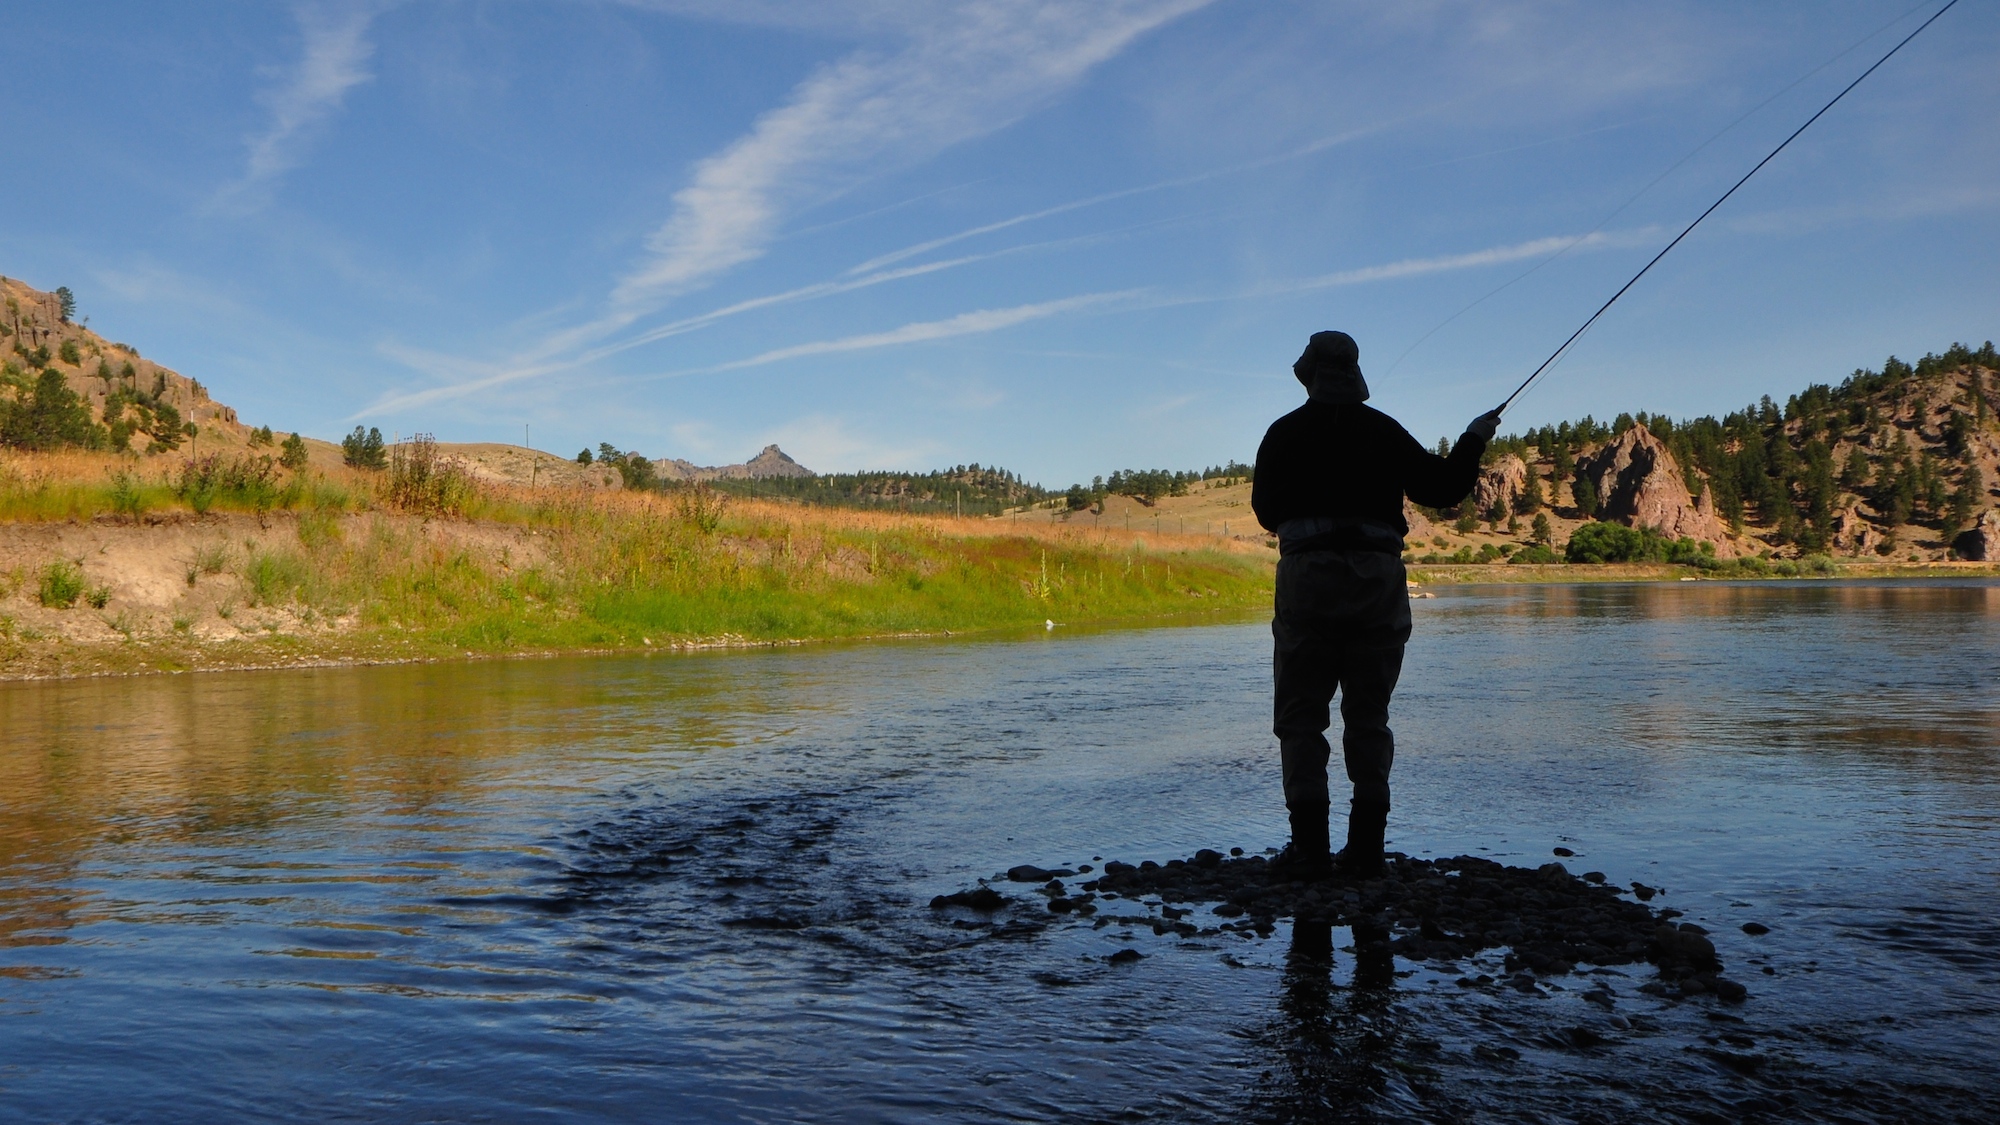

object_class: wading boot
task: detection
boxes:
[1270,804,1332,881]
[1334,800,1388,879]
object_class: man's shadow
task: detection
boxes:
[1247,919,1404,1123]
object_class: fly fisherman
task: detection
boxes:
[1252,331,1500,879]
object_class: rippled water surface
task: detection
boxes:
[4,580,1999,1123]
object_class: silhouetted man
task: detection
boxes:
[1252,331,1498,879]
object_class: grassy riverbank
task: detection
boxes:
[0,451,1276,678]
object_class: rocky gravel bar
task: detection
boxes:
[934,849,1752,1002]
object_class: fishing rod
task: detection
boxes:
[1496,0,1962,417]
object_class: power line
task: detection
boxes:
[1498,0,1962,416]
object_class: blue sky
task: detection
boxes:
[6,2,1995,483]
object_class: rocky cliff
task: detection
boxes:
[3,275,240,447]
[1473,453,1528,516]
[654,444,814,482]
[1576,424,1737,555]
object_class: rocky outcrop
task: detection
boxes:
[1833,505,1885,557]
[1473,454,1527,516]
[654,444,815,482]
[1952,509,2000,561]
[1577,424,1736,555]
[1402,498,1435,542]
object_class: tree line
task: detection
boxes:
[1459,341,1996,552]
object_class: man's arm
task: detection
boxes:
[1250,427,1281,533]
[1402,428,1488,509]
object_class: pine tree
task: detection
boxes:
[1573,474,1599,519]
[1516,462,1543,515]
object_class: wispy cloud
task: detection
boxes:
[611,1,1210,309]
[712,290,1139,370]
[1285,229,1663,293]
[215,2,379,210]
[357,2,1206,417]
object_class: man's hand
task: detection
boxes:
[1465,407,1503,442]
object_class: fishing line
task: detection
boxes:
[1495,0,1961,416]
[1379,0,1943,384]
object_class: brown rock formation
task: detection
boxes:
[1577,424,1736,555]
[654,444,815,482]
[1473,453,1527,516]
[1832,505,1884,557]
[1402,498,1435,542]
[1952,509,2000,561]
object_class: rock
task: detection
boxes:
[1631,882,1656,901]
[1193,849,1224,868]
[1576,424,1736,555]
[1552,847,1575,857]
[1952,509,2000,561]
[1474,454,1529,517]
[1107,948,1143,965]
[1402,498,1436,541]
[1834,504,1885,556]
[1583,871,1606,884]
[930,887,1006,911]
[1711,977,1748,1002]
[1741,922,1770,936]
[1047,897,1074,914]
[1007,864,1075,882]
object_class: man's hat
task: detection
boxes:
[1293,330,1369,403]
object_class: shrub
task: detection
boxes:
[38,560,85,608]
[386,434,477,516]
[1563,521,1717,566]
[58,340,82,366]
[248,425,275,447]
[674,482,728,534]
[109,471,149,519]
[176,453,280,514]
[85,584,111,609]
[244,550,309,606]
[1510,543,1560,564]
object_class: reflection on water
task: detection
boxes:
[2,581,1998,1122]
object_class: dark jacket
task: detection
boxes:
[1251,400,1486,549]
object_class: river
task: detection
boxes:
[3,580,1998,1122]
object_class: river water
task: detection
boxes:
[3,581,1998,1123]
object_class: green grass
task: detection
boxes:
[228,499,1273,654]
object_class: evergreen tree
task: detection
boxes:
[1516,462,1543,514]
[1572,474,1599,519]
[1840,447,1871,491]
[1,368,105,450]
[341,425,387,469]
[280,432,309,471]
[54,287,75,323]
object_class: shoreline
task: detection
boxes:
[1407,560,2000,584]
[6,563,1995,683]
[0,606,1272,684]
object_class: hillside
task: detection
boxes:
[1447,344,2000,564]
[4,275,243,452]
